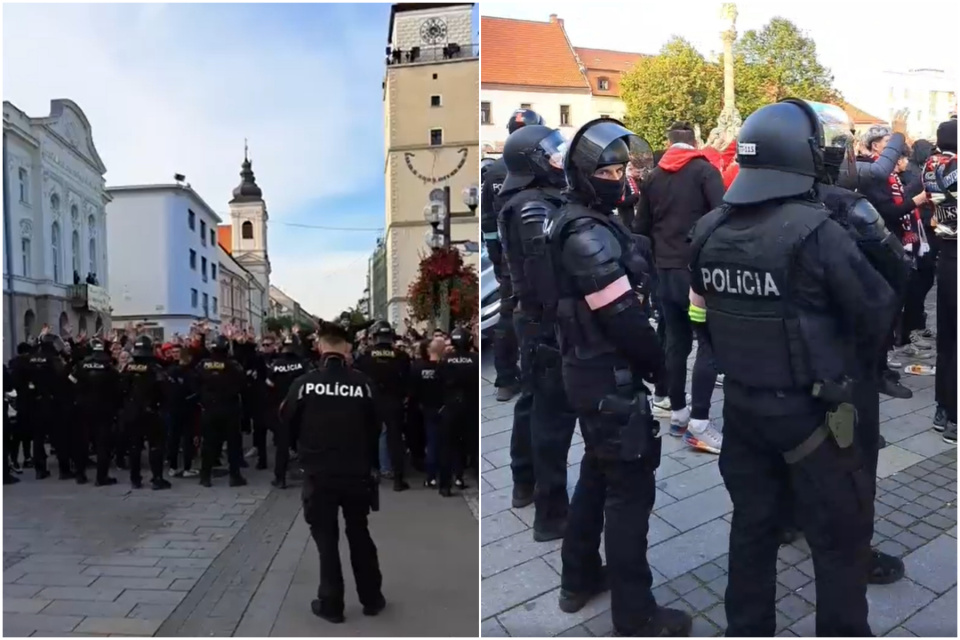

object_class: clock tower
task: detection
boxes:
[381,3,479,331]
[228,143,270,331]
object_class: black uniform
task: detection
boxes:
[119,339,170,489]
[437,330,479,494]
[165,359,199,474]
[498,124,578,538]
[235,340,269,468]
[21,337,71,479]
[281,352,384,622]
[195,340,247,486]
[354,327,411,491]
[265,346,307,486]
[70,347,121,484]
[692,99,897,636]
[548,119,687,637]
[410,355,443,485]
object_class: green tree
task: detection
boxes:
[620,37,723,149]
[264,315,295,335]
[733,18,842,116]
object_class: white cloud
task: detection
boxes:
[2,3,385,217]
[269,251,370,320]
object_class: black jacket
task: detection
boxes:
[633,146,725,269]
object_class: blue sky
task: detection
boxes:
[4,3,480,319]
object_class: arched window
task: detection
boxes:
[71,204,79,221]
[50,193,60,212]
[51,222,62,283]
[59,311,69,336]
[78,315,88,334]
[72,230,81,279]
[89,238,97,276]
[241,221,254,239]
[95,314,103,334]
[24,309,36,340]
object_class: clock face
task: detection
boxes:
[420,18,447,45]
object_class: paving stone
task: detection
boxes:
[81,555,160,567]
[648,518,730,581]
[877,447,926,479]
[703,602,727,630]
[42,599,136,618]
[777,543,808,566]
[865,577,936,635]
[655,485,732,533]
[900,501,936,519]
[777,567,810,591]
[3,597,52,614]
[893,530,928,551]
[80,566,164,578]
[794,580,816,605]
[482,529,562,579]
[908,478,937,494]
[929,487,955,503]
[875,518,905,538]
[114,590,187,607]
[74,616,163,636]
[924,513,954,530]
[483,465,514,491]
[557,624,591,637]
[891,485,923,502]
[788,611,815,636]
[668,573,700,596]
[169,578,198,591]
[128,603,178,620]
[651,584,678,606]
[681,586,718,611]
[897,432,956,459]
[89,576,174,590]
[15,573,97,587]
[481,558,559,619]
[902,586,956,637]
[482,511,528,546]
[497,587,610,637]
[656,462,723,501]
[2,612,82,632]
[705,573,727,598]
[481,486,515,518]
[876,539,910,559]
[886,510,918,528]
[691,562,724,584]
[648,514,680,548]
[155,557,210,569]
[484,447,513,469]
[901,534,957,594]
[128,548,195,559]
[584,609,614,637]
[885,625,919,636]
[35,587,123,602]
[794,557,815,578]
[776,594,813,622]
[653,456,689,481]
[481,616,510,637]
[4,585,43,599]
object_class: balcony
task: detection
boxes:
[69,283,111,313]
[386,43,479,67]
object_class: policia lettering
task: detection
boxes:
[699,267,781,297]
[301,382,366,398]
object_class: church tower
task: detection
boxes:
[228,144,271,312]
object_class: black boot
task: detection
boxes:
[95,477,117,487]
[512,483,534,508]
[618,607,693,637]
[271,477,287,489]
[558,566,608,613]
[393,478,410,492]
[151,478,172,490]
[310,599,345,624]
[131,477,143,489]
[533,518,567,543]
[75,473,89,485]
[229,475,247,487]
[4,473,19,485]
[362,594,387,616]
[868,549,905,585]
[35,469,51,480]
[439,486,453,497]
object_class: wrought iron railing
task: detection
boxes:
[386,43,479,67]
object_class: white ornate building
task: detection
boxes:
[3,99,112,358]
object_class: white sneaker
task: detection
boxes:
[168,468,183,478]
[182,469,199,478]
[653,394,691,418]
[683,419,722,454]
[244,447,258,459]
[669,406,691,437]
[909,331,934,350]
[715,373,725,388]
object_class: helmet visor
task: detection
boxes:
[807,101,857,188]
[534,129,569,170]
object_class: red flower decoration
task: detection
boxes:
[407,247,479,325]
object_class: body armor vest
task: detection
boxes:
[547,203,652,363]
[690,201,834,391]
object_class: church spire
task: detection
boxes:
[231,139,263,203]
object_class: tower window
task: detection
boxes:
[481,102,491,124]
[430,129,443,146]
[431,95,441,107]
[18,168,27,203]
[241,221,254,239]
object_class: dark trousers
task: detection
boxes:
[200,409,243,480]
[690,324,719,420]
[900,252,937,341]
[658,269,716,413]
[378,399,406,480]
[165,409,196,471]
[266,407,290,482]
[439,401,467,489]
[509,314,535,490]
[561,446,659,635]
[720,402,873,637]
[493,288,520,388]
[302,474,383,614]
[936,244,957,422]
[124,410,165,483]
[404,402,426,465]
[79,405,113,482]
[423,409,441,478]
[251,401,268,467]
[30,401,68,475]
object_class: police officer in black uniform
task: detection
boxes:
[354,321,411,492]
[281,321,385,624]
[196,335,248,487]
[23,335,71,480]
[436,326,478,496]
[498,124,579,540]
[548,118,689,636]
[119,336,172,490]
[482,108,545,404]
[688,100,898,636]
[69,338,121,486]
[266,335,307,488]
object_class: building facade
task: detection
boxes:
[106,184,222,341]
[3,99,112,358]
[368,237,388,321]
[217,244,265,332]
[384,2,480,331]
[882,69,957,141]
[268,285,315,327]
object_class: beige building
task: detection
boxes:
[383,2,479,331]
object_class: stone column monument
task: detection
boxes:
[707,2,743,148]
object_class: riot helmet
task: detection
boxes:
[937,118,958,154]
[132,335,154,359]
[724,100,822,206]
[564,118,651,210]
[450,325,471,351]
[480,157,495,182]
[38,333,62,355]
[281,334,297,353]
[501,125,568,193]
[804,101,858,190]
[90,338,106,353]
[211,334,230,355]
[507,108,544,134]
[371,320,394,345]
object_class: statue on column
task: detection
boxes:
[707,2,743,150]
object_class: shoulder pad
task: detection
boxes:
[849,197,881,226]
[561,221,622,276]
[519,199,557,223]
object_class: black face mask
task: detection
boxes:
[590,176,625,209]
[547,166,567,188]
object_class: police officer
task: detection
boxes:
[266,335,307,488]
[69,338,121,486]
[119,336,172,490]
[195,335,248,487]
[498,124,578,540]
[482,108,545,404]
[281,321,385,624]
[548,118,689,636]
[354,321,411,492]
[22,335,71,480]
[436,326,478,496]
[689,100,898,636]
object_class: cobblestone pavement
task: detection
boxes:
[4,453,479,636]
[480,310,956,636]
